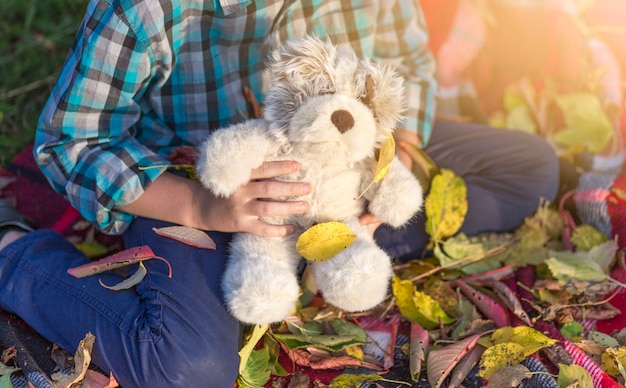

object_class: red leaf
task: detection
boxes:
[489,281,532,326]
[453,279,510,328]
[67,245,172,278]
[427,333,482,388]
[457,265,515,286]
[409,321,429,381]
[448,345,484,388]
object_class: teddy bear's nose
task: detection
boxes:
[331,110,355,134]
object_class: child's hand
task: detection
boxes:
[201,160,311,237]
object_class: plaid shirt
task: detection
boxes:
[34,0,437,233]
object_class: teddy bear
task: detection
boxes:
[196,36,423,325]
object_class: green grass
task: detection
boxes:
[0,0,87,167]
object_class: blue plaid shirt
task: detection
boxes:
[34,0,437,233]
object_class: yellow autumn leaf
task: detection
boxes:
[374,133,395,182]
[425,169,468,244]
[478,326,558,379]
[601,347,626,377]
[296,222,356,262]
[355,133,395,199]
[491,326,557,354]
[392,276,454,329]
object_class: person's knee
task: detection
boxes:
[527,134,559,200]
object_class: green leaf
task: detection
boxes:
[434,233,501,275]
[392,276,454,329]
[238,325,269,376]
[271,333,365,352]
[560,321,584,342]
[330,319,367,342]
[238,346,271,388]
[571,224,608,251]
[557,363,593,388]
[553,93,614,154]
[329,374,382,387]
[545,252,608,284]
[0,365,19,388]
[425,169,468,243]
[329,374,410,387]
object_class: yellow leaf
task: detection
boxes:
[392,276,454,329]
[355,133,395,199]
[374,133,395,182]
[601,347,626,378]
[424,169,468,243]
[296,222,356,262]
[478,326,558,379]
[478,342,526,380]
[491,326,557,355]
[238,324,269,376]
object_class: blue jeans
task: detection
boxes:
[0,218,240,387]
[0,121,558,387]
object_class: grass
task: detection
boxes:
[0,0,87,167]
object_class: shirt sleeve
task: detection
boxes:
[374,0,438,147]
[33,0,167,234]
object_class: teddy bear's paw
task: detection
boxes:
[312,239,392,312]
[196,122,271,197]
[368,159,424,227]
[223,265,301,325]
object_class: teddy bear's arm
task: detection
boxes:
[366,157,424,228]
[196,119,276,197]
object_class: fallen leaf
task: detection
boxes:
[99,262,148,290]
[67,245,171,278]
[486,364,531,387]
[152,226,216,249]
[424,169,468,244]
[409,321,428,381]
[478,326,557,379]
[448,345,484,388]
[392,276,454,329]
[557,363,594,388]
[51,332,95,387]
[453,279,509,328]
[427,333,482,388]
[296,222,356,262]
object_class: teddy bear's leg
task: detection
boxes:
[311,221,393,313]
[222,233,302,325]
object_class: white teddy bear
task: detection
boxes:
[196,36,423,325]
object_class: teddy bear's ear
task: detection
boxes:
[364,62,407,135]
[359,74,375,112]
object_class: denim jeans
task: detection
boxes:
[0,218,240,387]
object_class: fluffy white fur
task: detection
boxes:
[196,36,424,325]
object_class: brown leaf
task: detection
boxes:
[277,341,381,370]
[542,344,574,366]
[485,364,531,387]
[51,332,95,387]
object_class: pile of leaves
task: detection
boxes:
[3,160,623,388]
[225,167,626,388]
